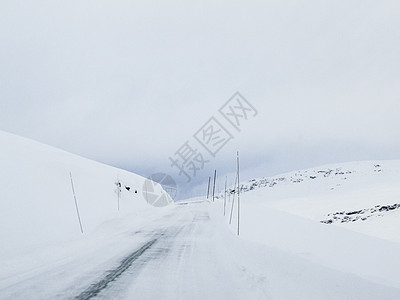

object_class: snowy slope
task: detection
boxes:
[220,161,400,290]
[0,130,172,261]
[228,161,400,242]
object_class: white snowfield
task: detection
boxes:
[234,160,400,242]
[0,130,171,259]
[1,130,400,299]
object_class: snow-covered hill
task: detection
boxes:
[213,161,400,291]
[0,130,172,261]
[229,161,400,242]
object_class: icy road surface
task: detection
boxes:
[1,201,399,300]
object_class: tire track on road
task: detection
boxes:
[74,238,157,300]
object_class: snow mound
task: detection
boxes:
[234,160,400,242]
[0,130,172,260]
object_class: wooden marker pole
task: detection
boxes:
[212,169,217,202]
[207,176,211,199]
[70,172,83,234]
[237,151,240,236]
[229,173,238,225]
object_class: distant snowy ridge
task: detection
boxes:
[222,160,400,242]
[228,162,388,195]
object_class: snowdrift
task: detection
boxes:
[231,160,400,242]
[0,130,171,260]
[221,161,400,289]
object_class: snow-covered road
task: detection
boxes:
[1,201,400,300]
[86,203,270,300]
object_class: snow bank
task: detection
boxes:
[223,160,400,288]
[0,130,170,260]
[231,160,400,242]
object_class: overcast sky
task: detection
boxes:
[1,0,399,199]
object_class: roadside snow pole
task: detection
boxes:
[207,176,211,199]
[212,169,217,202]
[115,177,121,211]
[237,151,240,236]
[229,174,238,225]
[224,176,227,216]
[70,172,84,234]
